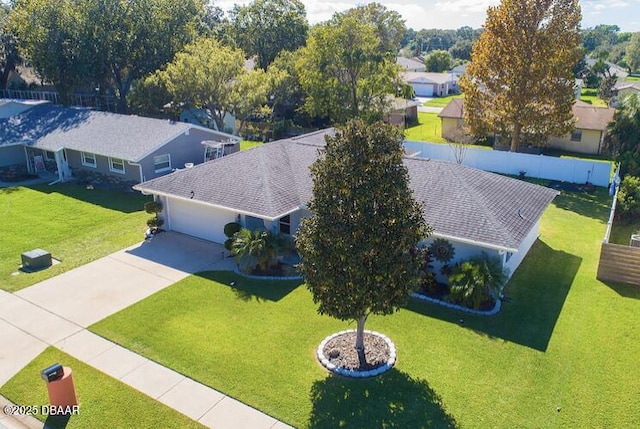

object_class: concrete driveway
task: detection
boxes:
[15,232,232,327]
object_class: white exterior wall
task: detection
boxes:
[404,141,613,187]
[421,236,502,283]
[161,196,238,244]
[503,219,540,277]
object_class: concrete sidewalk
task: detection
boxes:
[0,233,291,429]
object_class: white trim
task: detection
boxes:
[430,231,518,253]
[153,154,172,173]
[108,157,126,174]
[81,151,97,168]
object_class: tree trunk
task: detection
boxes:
[355,314,368,368]
[510,122,521,152]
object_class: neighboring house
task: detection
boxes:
[613,81,640,106]
[0,104,239,184]
[0,99,49,119]
[403,72,458,97]
[585,59,628,79]
[384,98,421,128]
[135,129,558,279]
[179,107,237,135]
[450,63,467,77]
[396,57,426,72]
[438,98,615,154]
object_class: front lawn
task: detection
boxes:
[422,94,463,107]
[240,140,263,151]
[404,112,447,143]
[90,187,640,428]
[580,88,608,107]
[0,184,150,292]
[0,347,203,429]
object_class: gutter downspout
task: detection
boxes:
[127,161,144,184]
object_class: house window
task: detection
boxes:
[279,215,291,235]
[154,154,171,173]
[81,152,97,168]
[109,157,125,174]
[570,129,582,142]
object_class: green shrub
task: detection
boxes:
[223,222,242,238]
[617,175,640,222]
[144,201,163,215]
[448,253,508,310]
[429,238,455,263]
[146,217,164,228]
[231,228,293,272]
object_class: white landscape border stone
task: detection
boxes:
[412,292,502,316]
[317,329,396,378]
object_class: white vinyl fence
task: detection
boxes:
[404,141,613,187]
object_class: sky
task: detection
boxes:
[216,0,640,32]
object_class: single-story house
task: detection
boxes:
[450,63,467,77]
[397,57,426,72]
[438,98,615,154]
[613,82,640,107]
[585,58,628,79]
[0,103,239,184]
[403,72,458,97]
[134,129,558,279]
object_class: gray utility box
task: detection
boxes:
[21,248,52,270]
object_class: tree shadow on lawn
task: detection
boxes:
[551,188,610,222]
[193,270,302,302]
[24,183,149,213]
[406,240,581,352]
[309,369,458,429]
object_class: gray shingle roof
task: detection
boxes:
[0,104,202,161]
[135,129,557,251]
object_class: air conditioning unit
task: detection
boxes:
[630,235,640,248]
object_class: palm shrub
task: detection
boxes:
[448,252,509,310]
[223,222,242,251]
[231,228,293,273]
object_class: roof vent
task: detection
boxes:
[184,163,194,169]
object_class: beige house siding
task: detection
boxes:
[441,117,466,140]
[547,129,603,154]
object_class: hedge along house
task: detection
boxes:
[0,104,239,185]
[135,129,558,279]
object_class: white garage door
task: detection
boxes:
[167,198,236,244]
[412,83,434,97]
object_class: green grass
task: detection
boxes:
[0,184,150,292]
[90,187,640,428]
[0,347,203,429]
[610,218,640,245]
[580,88,608,107]
[625,76,640,82]
[422,94,463,107]
[240,140,263,151]
[404,112,447,143]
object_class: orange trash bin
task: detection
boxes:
[45,367,78,407]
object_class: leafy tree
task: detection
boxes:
[0,2,20,89]
[626,32,640,73]
[231,68,270,135]
[460,0,582,152]
[606,92,640,177]
[127,73,172,118]
[448,253,508,310]
[297,14,402,124]
[598,74,618,104]
[160,37,268,132]
[425,50,452,72]
[266,49,305,119]
[83,0,204,112]
[449,40,473,61]
[340,2,406,54]
[230,0,308,70]
[9,0,91,103]
[617,176,640,222]
[296,120,431,365]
